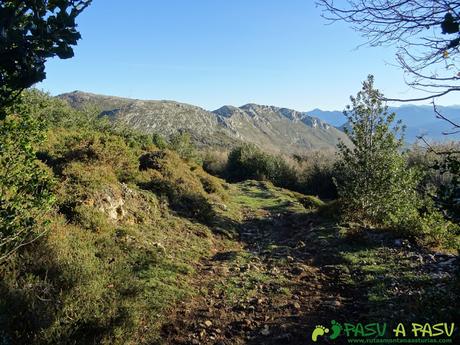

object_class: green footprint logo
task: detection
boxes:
[311,325,329,342]
[329,320,343,340]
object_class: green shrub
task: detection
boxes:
[396,201,460,249]
[199,175,222,194]
[145,176,214,222]
[334,76,458,248]
[335,76,421,226]
[138,150,220,222]
[139,150,167,171]
[0,96,54,262]
[42,129,140,183]
[297,195,325,209]
[169,132,200,163]
[226,144,296,189]
[406,142,460,223]
[152,132,168,150]
[202,150,228,176]
[72,205,113,233]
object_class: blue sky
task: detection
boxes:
[37,0,459,111]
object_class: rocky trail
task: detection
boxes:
[160,181,459,345]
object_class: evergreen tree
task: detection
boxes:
[334,75,420,226]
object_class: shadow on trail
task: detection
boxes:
[226,210,459,345]
[231,211,363,345]
[164,184,459,345]
[165,207,367,344]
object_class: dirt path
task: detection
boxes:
[160,181,459,345]
[162,196,354,344]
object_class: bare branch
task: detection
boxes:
[318,0,460,123]
[383,87,460,101]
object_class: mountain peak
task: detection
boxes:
[213,105,240,117]
[58,91,350,154]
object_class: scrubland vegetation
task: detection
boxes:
[0,85,458,344]
[1,1,459,344]
[203,77,460,248]
[0,91,224,344]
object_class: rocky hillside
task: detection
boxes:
[58,91,238,149]
[58,91,350,154]
[214,103,349,152]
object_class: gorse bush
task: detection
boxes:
[397,199,460,248]
[0,93,54,262]
[152,132,168,150]
[43,128,140,183]
[138,150,226,222]
[226,143,297,189]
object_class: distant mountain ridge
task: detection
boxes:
[58,91,458,153]
[212,103,347,152]
[307,106,460,142]
[58,91,350,154]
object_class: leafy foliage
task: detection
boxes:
[0,0,91,116]
[334,75,420,226]
[407,143,460,224]
[152,132,168,150]
[434,151,460,222]
[169,131,200,162]
[138,150,225,222]
[226,144,296,189]
[0,93,54,262]
[334,76,459,247]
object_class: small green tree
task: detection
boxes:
[0,94,54,262]
[334,75,420,226]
